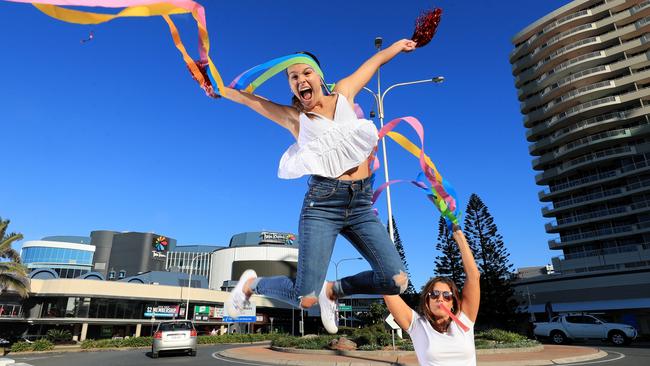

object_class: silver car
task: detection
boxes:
[151,320,197,358]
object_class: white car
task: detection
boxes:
[533,314,637,346]
[151,320,198,358]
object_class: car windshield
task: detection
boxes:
[159,322,193,331]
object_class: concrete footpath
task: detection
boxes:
[219,344,607,366]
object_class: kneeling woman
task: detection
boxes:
[384,226,480,365]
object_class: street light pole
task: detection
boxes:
[185,254,204,320]
[363,36,444,243]
[331,257,363,327]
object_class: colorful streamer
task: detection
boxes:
[5,0,225,97]
[376,117,461,226]
[439,303,469,332]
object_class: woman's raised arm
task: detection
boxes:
[222,87,300,139]
[334,39,416,103]
[452,226,480,323]
[383,294,413,331]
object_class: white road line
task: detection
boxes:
[211,351,269,365]
[556,351,625,365]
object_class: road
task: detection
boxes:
[551,341,650,366]
[8,342,650,366]
[10,344,274,366]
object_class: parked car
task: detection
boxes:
[151,320,197,358]
[533,314,637,346]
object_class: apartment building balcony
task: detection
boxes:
[538,157,650,201]
[510,0,631,61]
[536,145,636,184]
[547,220,650,248]
[551,244,650,272]
[529,103,650,155]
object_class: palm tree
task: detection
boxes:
[0,217,30,297]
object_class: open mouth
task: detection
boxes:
[299,86,313,101]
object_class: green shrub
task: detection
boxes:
[396,339,413,351]
[271,335,337,349]
[197,333,281,345]
[120,337,153,347]
[474,329,539,349]
[31,339,54,351]
[80,339,99,349]
[351,324,391,347]
[10,341,33,353]
[476,329,528,344]
[46,329,72,343]
[358,343,382,351]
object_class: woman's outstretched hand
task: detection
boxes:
[392,39,417,53]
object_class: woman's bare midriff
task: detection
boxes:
[337,156,373,181]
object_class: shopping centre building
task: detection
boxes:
[0,230,325,340]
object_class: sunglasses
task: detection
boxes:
[427,290,454,301]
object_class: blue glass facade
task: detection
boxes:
[22,247,93,265]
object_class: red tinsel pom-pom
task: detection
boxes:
[187,59,220,98]
[411,8,442,48]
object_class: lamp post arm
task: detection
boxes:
[381,78,444,101]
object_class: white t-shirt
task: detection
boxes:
[407,309,476,366]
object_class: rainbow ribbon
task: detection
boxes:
[6,0,225,97]
[376,117,460,226]
[229,53,334,94]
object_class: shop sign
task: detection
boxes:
[259,232,295,245]
[144,305,179,318]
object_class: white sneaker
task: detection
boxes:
[226,269,257,318]
[319,281,339,334]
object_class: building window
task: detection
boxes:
[108,270,116,280]
[118,270,126,279]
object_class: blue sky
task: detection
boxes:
[1,0,571,290]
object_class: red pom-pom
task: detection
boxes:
[187,59,220,98]
[411,8,442,48]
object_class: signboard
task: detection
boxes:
[144,305,179,318]
[338,305,352,311]
[194,305,210,314]
[210,307,224,319]
[223,302,256,316]
[385,314,403,338]
[222,316,257,323]
[259,231,296,245]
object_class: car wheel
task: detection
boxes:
[550,330,567,345]
[189,350,197,357]
[608,331,628,346]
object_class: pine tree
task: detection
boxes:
[387,216,417,295]
[434,216,465,289]
[463,194,517,329]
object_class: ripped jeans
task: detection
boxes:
[250,175,406,307]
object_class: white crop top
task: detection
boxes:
[407,310,476,366]
[278,93,379,179]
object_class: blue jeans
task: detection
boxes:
[251,175,406,307]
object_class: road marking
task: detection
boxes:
[212,351,269,365]
[15,355,64,361]
[557,351,625,365]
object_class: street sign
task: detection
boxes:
[385,314,403,339]
[338,305,352,311]
[222,316,256,323]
